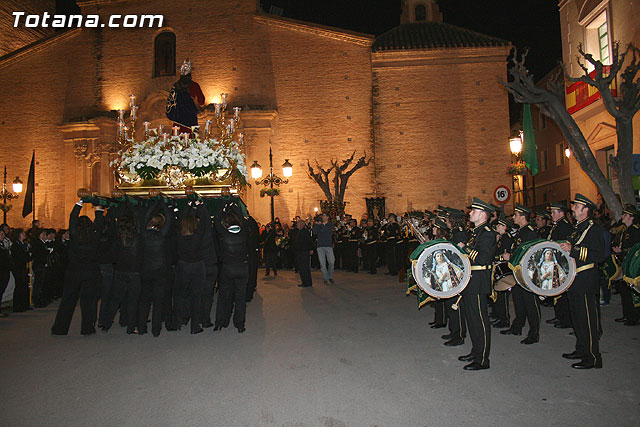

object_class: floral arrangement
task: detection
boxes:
[111,134,249,188]
[506,161,527,176]
[260,188,280,197]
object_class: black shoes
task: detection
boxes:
[441,333,452,340]
[463,362,489,371]
[546,317,558,324]
[554,323,571,329]
[444,338,464,346]
[191,327,204,335]
[492,321,510,328]
[614,317,627,323]
[237,327,246,333]
[298,284,312,287]
[562,351,582,360]
[520,336,539,345]
[329,279,334,284]
[202,322,214,329]
[458,353,475,362]
[500,329,522,336]
[571,359,602,369]
[431,323,446,329]
[213,325,224,331]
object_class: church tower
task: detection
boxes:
[400,0,443,24]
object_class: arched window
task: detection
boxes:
[154,31,175,77]
[415,4,427,22]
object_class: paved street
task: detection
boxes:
[1,269,639,427]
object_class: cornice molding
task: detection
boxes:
[0,29,82,71]
[254,15,374,47]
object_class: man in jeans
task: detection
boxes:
[313,214,335,284]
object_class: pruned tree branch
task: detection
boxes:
[307,159,334,201]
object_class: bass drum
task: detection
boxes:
[493,261,516,291]
[622,242,640,295]
[508,239,576,296]
[410,239,471,299]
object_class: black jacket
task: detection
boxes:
[463,222,497,295]
[67,204,103,271]
[549,217,573,241]
[141,199,173,272]
[214,201,249,265]
[293,227,314,252]
[568,217,605,294]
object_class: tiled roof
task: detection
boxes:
[372,22,510,52]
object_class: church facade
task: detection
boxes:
[0,0,512,227]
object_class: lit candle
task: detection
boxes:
[238,132,244,144]
[182,133,189,146]
[234,106,241,121]
[129,94,136,108]
[228,119,235,133]
[162,133,168,143]
[158,124,163,135]
[131,105,138,121]
[214,103,221,118]
[123,126,129,139]
[118,109,125,123]
[118,122,124,136]
[172,126,179,136]
[143,121,150,137]
[221,93,228,108]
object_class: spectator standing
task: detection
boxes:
[312,214,335,284]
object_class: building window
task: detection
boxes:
[598,22,609,63]
[583,10,610,68]
[154,31,175,77]
[415,4,427,22]
[539,149,548,172]
[555,143,567,166]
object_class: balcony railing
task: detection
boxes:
[565,65,617,114]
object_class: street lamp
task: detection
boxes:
[565,147,571,158]
[509,134,527,207]
[509,137,522,155]
[1,166,23,224]
[253,146,292,224]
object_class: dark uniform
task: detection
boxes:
[383,219,401,275]
[548,213,574,328]
[443,222,469,345]
[363,223,379,274]
[346,223,362,272]
[460,198,497,370]
[502,205,540,343]
[616,206,640,325]
[562,194,605,369]
[492,220,513,328]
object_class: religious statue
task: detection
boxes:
[166,58,205,135]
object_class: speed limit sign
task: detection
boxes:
[494,185,511,204]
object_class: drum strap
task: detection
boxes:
[576,263,595,273]
[575,222,593,246]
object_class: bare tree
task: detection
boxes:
[501,43,640,219]
[307,150,370,207]
[561,42,640,209]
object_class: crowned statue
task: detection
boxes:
[166,58,205,135]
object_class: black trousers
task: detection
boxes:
[51,269,100,335]
[433,300,446,326]
[462,293,491,366]
[215,263,249,328]
[567,291,601,363]
[201,267,219,326]
[97,263,114,327]
[511,285,540,339]
[0,272,9,313]
[264,251,278,275]
[346,242,358,272]
[138,268,170,335]
[554,293,572,326]
[493,291,510,324]
[247,251,259,298]
[364,244,377,273]
[32,266,47,306]
[619,282,638,322]
[176,260,205,333]
[446,296,466,339]
[104,271,141,333]
[385,242,397,275]
[295,251,312,287]
[12,270,30,312]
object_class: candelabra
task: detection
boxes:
[251,146,293,224]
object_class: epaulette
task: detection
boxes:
[484,225,492,232]
[527,224,535,231]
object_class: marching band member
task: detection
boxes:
[560,194,605,369]
[501,204,540,344]
[612,204,640,326]
[458,198,496,370]
[491,215,513,329]
[442,209,468,346]
[547,201,573,329]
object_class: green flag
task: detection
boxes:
[522,104,538,176]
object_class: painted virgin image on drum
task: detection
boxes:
[422,249,465,292]
[527,248,569,291]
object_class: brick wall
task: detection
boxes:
[373,50,512,213]
[0,0,55,56]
